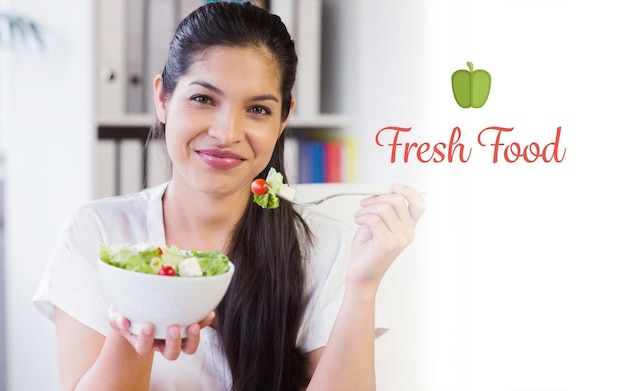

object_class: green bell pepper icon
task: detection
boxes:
[451,62,491,108]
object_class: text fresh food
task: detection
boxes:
[99,243,230,277]
[251,167,296,209]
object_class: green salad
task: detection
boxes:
[99,243,230,277]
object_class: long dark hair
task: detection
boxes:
[150,2,310,390]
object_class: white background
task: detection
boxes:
[1,0,625,390]
[352,0,626,390]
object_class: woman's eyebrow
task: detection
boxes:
[189,80,223,96]
[188,80,278,103]
[250,94,279,103]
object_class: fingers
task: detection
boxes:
[182,312,215,354]
[134,323,157,356]
[108,305,129,332]
[108,306,189,359]
[108,306,213,359]
[181,324,201,354]
[158,326,183,360]
[353,184,426,249]
[197,311,217,329]
[358,184,426,226]
[389,183,427,223]
[355,199,409,241]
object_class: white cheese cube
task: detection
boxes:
[277,184,297,201]
[178,257,203,277]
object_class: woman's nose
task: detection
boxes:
[210,107,243,144]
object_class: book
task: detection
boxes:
[297,140,313,183]
[284,136,300,183]
[298,139,326,183]
[343,136,357,182]
[293,0,321,117]
[323,140,343,183]
[294,135,357,184]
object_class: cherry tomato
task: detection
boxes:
[158,265,176,276]
[251,179,269,195]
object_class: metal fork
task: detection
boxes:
[278,192,381,206]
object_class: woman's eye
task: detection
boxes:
[249,106,271,116]
[190,95,213,104]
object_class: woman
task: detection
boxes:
[33,2,426,390]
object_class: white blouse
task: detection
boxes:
[33,182,388,390]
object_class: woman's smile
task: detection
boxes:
[196,148,246,170]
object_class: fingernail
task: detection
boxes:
[188,326,198,338]
[115,317,124,329]
[169,327,180,339]
[142,323,152,335]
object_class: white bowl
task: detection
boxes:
[98,259,235,339]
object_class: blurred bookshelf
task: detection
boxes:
[94,0,351,198]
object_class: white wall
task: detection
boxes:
[0,1,94,390]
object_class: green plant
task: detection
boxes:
[0,12,44,49]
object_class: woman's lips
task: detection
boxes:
[196,149,245,170]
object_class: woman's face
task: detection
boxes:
[154,46,291,197]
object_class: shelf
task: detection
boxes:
[288,113,349,129]
[97,114,155,128]
[97,113,349,130]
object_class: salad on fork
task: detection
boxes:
[250,167,297,209]
[250,168,379,208]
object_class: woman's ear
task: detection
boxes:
[153,75,167,124]
[279,98,296,135]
